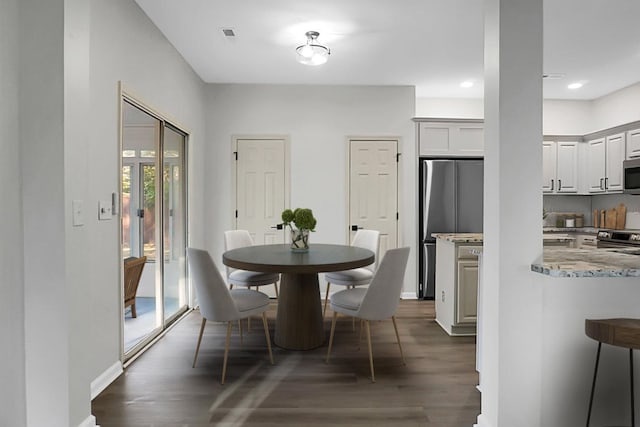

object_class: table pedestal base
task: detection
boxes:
[274,273,324,350]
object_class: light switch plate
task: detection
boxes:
[98,200,112,220]
[72,199,84,226]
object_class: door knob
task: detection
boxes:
[351,225,363,231]
[271,223,284,230]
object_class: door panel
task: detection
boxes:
[349,140,398,259]
[236,138,286,244]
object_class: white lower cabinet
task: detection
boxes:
[435,239,480,336]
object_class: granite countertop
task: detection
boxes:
[543,227,598,234]
[531,247,640,277]
[432,233,483,243]
[432,233,575,244]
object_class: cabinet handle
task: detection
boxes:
[558,179,562,191]
[605,177,609,190]
[550,179,554,191]
[600,178,604,190]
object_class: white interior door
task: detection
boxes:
[235,138,287,244]
[349,139,399,259]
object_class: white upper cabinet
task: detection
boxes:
[542,141,578,193]
[587,133,625,193]
[626,128,640,159]
[606,133,625,192]
[418,121,483,157]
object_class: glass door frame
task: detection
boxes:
[119,87,190,362]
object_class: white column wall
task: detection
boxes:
[480,0,544,426]
[204,84,417,296]
[0,0,26,425]
[20,0,70,425]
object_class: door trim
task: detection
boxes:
[345,136,402,246]
[231,135,291,230]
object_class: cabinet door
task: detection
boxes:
[456,260,478,324]
[587,138,606,193]
[627,129,640,159]
[542,141,556,193]
[455,124,484,156]
[606,133,625,192]
[419,123,451,156]
[556,141,578,193]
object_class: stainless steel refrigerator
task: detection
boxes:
[419,159,483,299]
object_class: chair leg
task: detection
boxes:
[323,283,331,318]
[274,282,279,298]
[631,348,635,427]
[131,302,137,318]
[262,312,274,365]
[326,312,338,363]
[193,318,207,368]
[391,316,406,365]
[586,342,602,427]
[365,320,375,383]
[221,321,233,385]
[239,319,243,344]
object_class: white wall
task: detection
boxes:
[0,0,26,425]
[542,99,592,135]
[415,97,594,135]
[89,0,207,391]
[415,97,484,119]
[417,82,640,137]
[204,84,417,296]
[590,81,640,132]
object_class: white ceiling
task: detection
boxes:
[134,0,640,100]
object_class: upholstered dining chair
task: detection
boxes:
[323,229,380,318]
[123,256,147,318]
[187,248,274,385]
[325,246,410,383]
[224,230,280,297]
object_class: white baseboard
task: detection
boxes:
[78,414,98,427]
[401,292,418,299]
[91,360,123,400]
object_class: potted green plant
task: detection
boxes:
[281,208,317,252]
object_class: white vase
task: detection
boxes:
[290,229,310,252]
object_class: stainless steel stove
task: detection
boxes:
[596,230,640,248]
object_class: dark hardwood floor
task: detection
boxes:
[92,300,480,427]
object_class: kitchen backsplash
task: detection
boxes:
[543,194,640,228]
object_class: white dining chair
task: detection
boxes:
[325,246,410,383]
[187,248,274,385]
[224,230,280,297]
[323,229,380,318]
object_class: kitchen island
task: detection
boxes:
[478,247,640,426]
[432,232,578,336]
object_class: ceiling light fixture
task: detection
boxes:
[568,82,583,90]
[296,31,330,66]
[460,81,474,88]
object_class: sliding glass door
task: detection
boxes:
[121,98,188,359]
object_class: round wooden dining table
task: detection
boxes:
[222,243,375,350]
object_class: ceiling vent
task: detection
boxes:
[543,73,565,80]
[222,28,235,38]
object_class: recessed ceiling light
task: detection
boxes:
[568,82,583,90]
[460,81,474,88]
